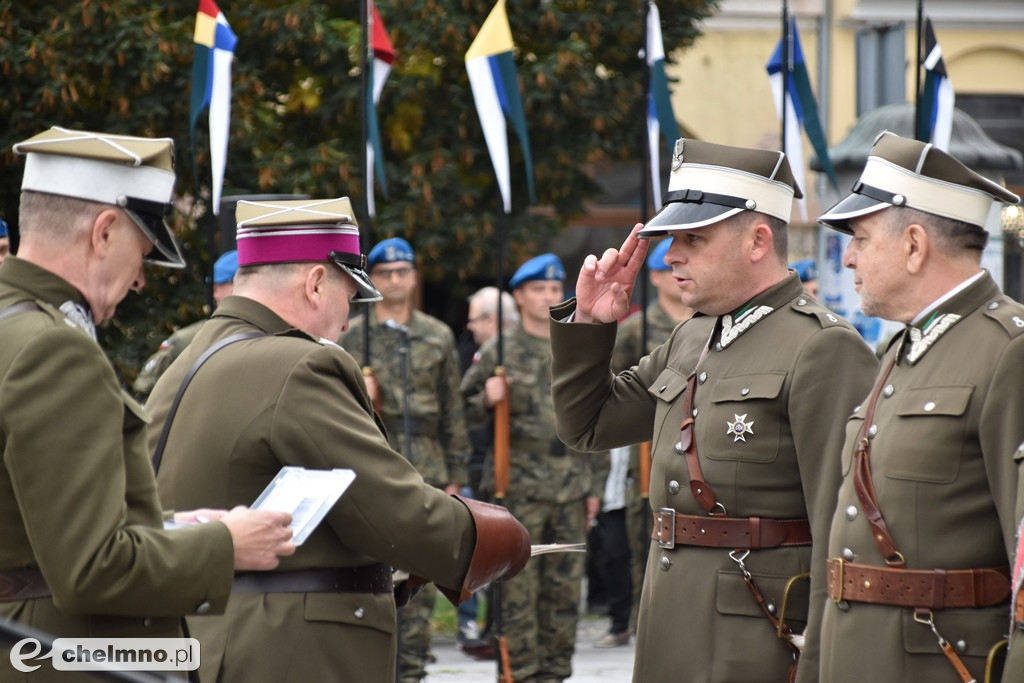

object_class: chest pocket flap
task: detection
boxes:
[895,385,973,417]
[647,366,688,403]
[709,372,786,403]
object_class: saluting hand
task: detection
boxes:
[220,506,297,571]
[574,223,649,324]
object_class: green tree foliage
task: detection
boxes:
[0,0,716,383]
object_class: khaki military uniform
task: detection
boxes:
[0,257,233,682]
[340,307,470,680]
[612,302,685,631]
[462,324,607,682]
[820,273,1024,683]
[550,273,878,683]
[148,296,479,683]
[132,319,204,398]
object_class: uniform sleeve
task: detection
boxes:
[2,326,233,617]
[440,330,471,486]
[788,326,878,683]
[271,345,476,589]
[460,340,497,427]
[550,299,661,451]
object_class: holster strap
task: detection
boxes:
[826,558,1010,609]
[0,568,51,602]
[652,509,811,550]
[233,565,393,595]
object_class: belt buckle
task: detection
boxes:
[657,507,676,550]
[832,558,844,603]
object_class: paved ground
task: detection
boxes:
[425,615,635,682]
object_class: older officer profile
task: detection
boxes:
[147,197,531,683]
[548,138,878,682]
[816,131,1023,683]
[0,127,294,677]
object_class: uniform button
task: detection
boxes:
[852,404,861,414]
[143,617,152,627]
[740,387,750,396]
[883,384,894,398]
[195,601,212,615]
[354,607,365,619]
[668,480,680,495]
[923,401,936,412]
[659,556,672,571]
[797,299,807,306]
[766,601,776,615]
[659,385,667,393]
[698,372,707,384]
[714,343,723,351]
[845,505,858,521]
[955,639,967,653]
[988,301,999,310]
[837,600,850,611]
[842,548,855,561]
[674,441,684,454]
[692,408,698,418]
[868,424,878,438]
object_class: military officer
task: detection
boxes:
[339,236,471,682]
[816,132,1023,683]
[147,197,531,683]
[462,253,607,682]
[133,249,238,399]
[548,138,879,683]
[0,127,294,681]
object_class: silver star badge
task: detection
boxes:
[726,414,754,442]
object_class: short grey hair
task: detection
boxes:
[883,205,988,254]
[468,286,519,327]
[19,190,106,242]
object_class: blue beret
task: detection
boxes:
[509,253,565,289]
[213,250,238,284]
[368,237,415,269]
[790,258,818,282]
[0,218,8,238]
[646,238,672,272]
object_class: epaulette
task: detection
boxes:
[789,297,846,328]
[982,298,1024,339]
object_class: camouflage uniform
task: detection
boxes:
[611,302,683,631]
[340,306,470,682]
[462,324,607,682]
[132,320,203,398]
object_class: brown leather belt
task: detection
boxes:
[652,508,812,550]
[827,558,1010,609]
[233,565,393,595]
[0,568,50,602]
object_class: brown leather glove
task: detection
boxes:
[438,495,531,605]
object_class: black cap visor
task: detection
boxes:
[330,250,382,302]
[122,196,185,268]
[817,190,890,234]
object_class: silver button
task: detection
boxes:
[766,601,776,615]
[923,401,936,412]
[868,424,878,438]
[715,343,723,351]
[659,556,672,571]
[852,404,861,414]
[668,480,680,495]
[955,639,967,653]
[797,299,807,306]
[836,600,850,611]
[354,607,365,619]
[692,408,698,418]
[845,505,858,521]
[842,548,855,561]
[883,384,894,398]
[143,617,152,627]
[989,301,999,310]
[674,441,684,454]
[659,385,667,393]
[740,387,750,396]
[195,600,212,615]
[698,372,707,384]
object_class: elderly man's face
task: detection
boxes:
[843,211,907,321]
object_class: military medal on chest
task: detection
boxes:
[726,414,754,442]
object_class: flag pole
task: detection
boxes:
[359,0,375,376]
[640,2,651,355]
[780,0,789,151]
[913,0,924,142]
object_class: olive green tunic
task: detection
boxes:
[0,257,233,682]
[550,273,878,683]
[148,295,478,683]
[821,272,1024,683]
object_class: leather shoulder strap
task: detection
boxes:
[151,331,265,474]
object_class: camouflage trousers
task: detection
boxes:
[398,581,437,682]
[500,497,586,682]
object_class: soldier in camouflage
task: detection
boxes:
[132,249,238,399]
[339,237,470,683]
[461,253,607,683]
